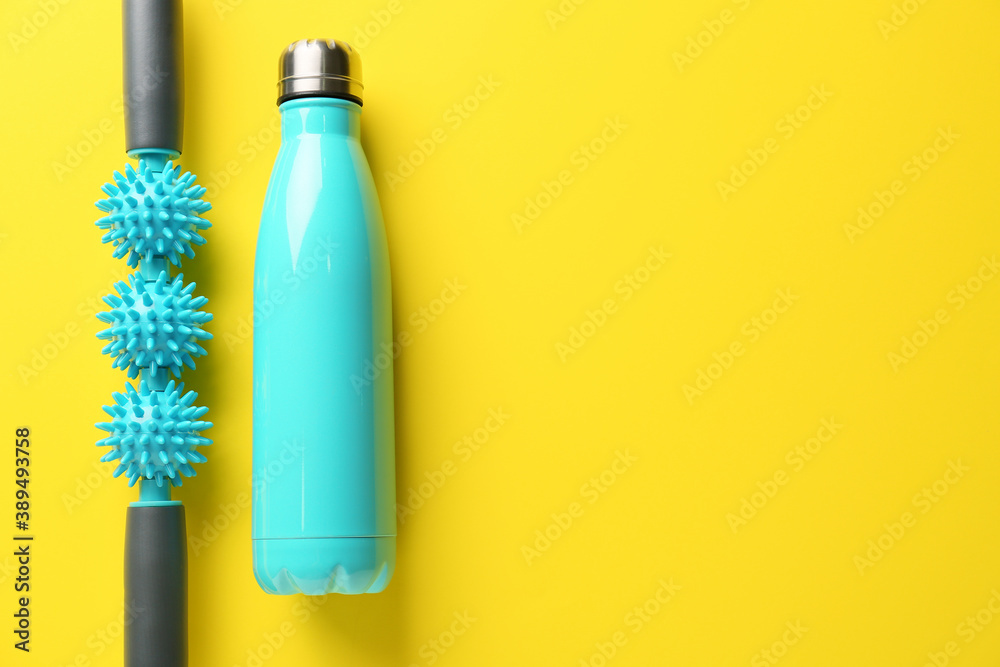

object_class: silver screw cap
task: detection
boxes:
[278,39,363,106]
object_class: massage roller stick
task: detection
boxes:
[93,1,211,665]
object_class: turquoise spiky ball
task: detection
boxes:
[96,380,212,487]
[97,271,213,380]
[95,160,211,268]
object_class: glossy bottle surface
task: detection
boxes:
[252,98,395,595]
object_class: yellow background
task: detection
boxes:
[2,0,999,665]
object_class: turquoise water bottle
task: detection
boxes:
[252,39,395,595]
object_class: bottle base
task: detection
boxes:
[253,536,395,595]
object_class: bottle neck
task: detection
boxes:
[279,97,361,139]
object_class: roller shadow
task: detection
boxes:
[169,18,239,667]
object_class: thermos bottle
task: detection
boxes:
[252,39,396,595]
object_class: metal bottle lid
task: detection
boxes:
[278,39,363,106]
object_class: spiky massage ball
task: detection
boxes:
[97,270,213,380]
[95,159,212,268]
[96,380,212,487]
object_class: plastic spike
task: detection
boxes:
[94,160,212,267]
[96,271,211,380]
[94,165,212,490]
[95,381,211,481]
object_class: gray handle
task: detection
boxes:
[125,504,187,667]
[123,0,183,156]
